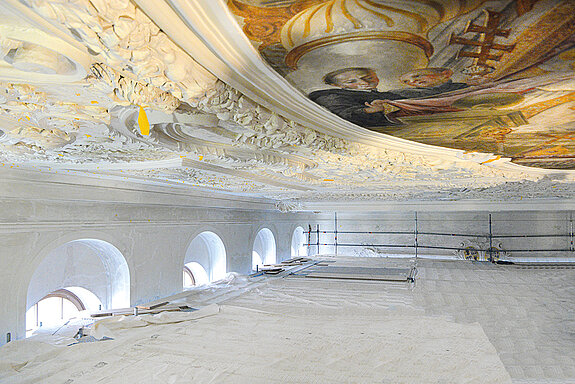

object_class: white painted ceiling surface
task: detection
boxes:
[1,0,574,207]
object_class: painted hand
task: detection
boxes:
[364,100,400,114]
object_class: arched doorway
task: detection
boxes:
[184,231,226,284]
[291,226,308,257]
[252,228,276,271]
[26,239,129,335]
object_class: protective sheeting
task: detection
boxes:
[0,259,512,384]
[0,305,510,383]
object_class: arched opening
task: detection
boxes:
[25,287,102,336]
[183,262,210,287]
[252,251,264,271]
[183,266,195,287]
[184,231,226,284]
[26,239,130,335]
[291,226,308,257]
[252,228,276,271]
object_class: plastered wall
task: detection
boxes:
[0,167,312,343]
[2,166,575,344]
[308,210,575,260]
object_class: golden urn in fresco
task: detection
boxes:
[279,0,482,92]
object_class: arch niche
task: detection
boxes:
[291,226,308,258]
[184,231,227,284]
[26,239,130,331]
[252,228,277,271]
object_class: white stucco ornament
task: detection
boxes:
[0,0,569,200]
[22,0,218,103]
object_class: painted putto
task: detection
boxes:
[229,0,575,170]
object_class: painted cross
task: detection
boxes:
[449,10,515,71]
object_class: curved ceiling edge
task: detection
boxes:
[132,0,525,167]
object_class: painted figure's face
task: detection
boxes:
[400,71,451,88]
[333,70,379,90]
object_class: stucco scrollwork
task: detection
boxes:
[196,81,348,152]
[275,200,303,213]
[22,0,218,102]
[89,63,180,113]
[0,82,77,150]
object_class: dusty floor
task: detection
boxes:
[414,259,575,383]
[227,258,575,383]
[1,257,574,383]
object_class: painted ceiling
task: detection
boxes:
[0,0,575,206]
[228,0,575,170]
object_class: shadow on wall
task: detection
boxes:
[184,231,226,283]
[291,226,308,258]
[26,239,130,335]
[252,228,276,271]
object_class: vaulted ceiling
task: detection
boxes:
[1,0,574,205]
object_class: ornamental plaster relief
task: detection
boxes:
[190,80,531,192]
[189,80,540,187]
[0,67,170,163]
[186,77,548,189]
[0,0,570,203]
[89,63,180,113]
[0,21,90,83]
[106,167,282,194]
[193,81,349,153]
[272,177,575,205]
[21,0,217,102]
[1,0,351,179]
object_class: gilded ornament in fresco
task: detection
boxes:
[228,0,575,170]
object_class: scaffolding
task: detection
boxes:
[305,212,575,263]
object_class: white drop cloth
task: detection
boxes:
[0,264,511,384]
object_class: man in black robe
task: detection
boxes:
[308,67,468,128]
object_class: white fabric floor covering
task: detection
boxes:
[2,256,573,383]
[0,304,510,384]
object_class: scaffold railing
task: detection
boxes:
[304,212,575,262]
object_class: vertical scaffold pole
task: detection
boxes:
[307,224,312,256]
[570,212,574,252]
[317,224,320,255]
[334,212,338,256]
[488,213,493,262]
[414,211,418,263]
[407,211,419,283]
[414,212,418,263]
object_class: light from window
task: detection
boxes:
[252,251,263,271]
[183,262,209,287]
[183,267,196,287]
[25,288,89,337]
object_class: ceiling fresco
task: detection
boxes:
[228,0,575,170]
[2,0,575,205]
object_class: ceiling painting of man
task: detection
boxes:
[228,0,575,169]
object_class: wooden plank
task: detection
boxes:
[90,304,193,318]
[263,268,284,275]
[297,272,409,282]
[136,301,169,310]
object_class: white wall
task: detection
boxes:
[184,231,226,282]
[291,226,307,257]
[26,239,130,311]
[253,228,277,267]
[0,166,311,344]
[3,165,574,345]
[305,209,575,261]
